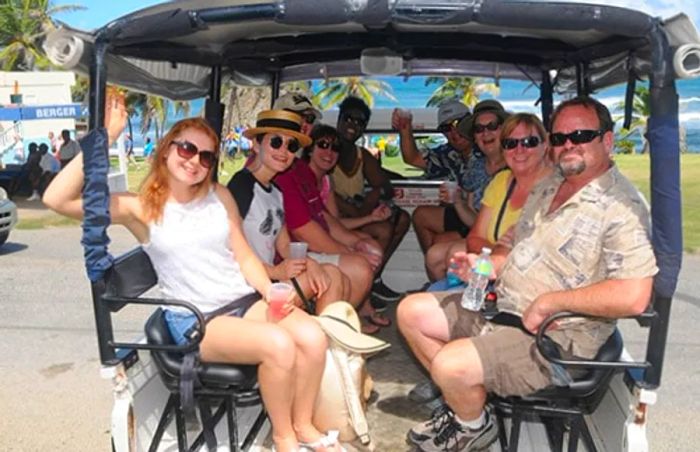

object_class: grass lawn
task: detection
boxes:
[116,153,700,252]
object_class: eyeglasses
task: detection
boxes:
[302,113,317,125]
[342,114,367,127]
[316,139,339,152]
[473,121,501,134]
[437,119,460,134]
[550,129,605,147]
[171,140,217,169]
[269,135,300,153]
[501,136,541,150]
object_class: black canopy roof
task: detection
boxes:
[45,0,700,100]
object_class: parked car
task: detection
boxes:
[0,187,18,247]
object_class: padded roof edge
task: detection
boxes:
[44,0,697,100]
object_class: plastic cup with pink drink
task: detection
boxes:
[289,241,308,260]
[443,181,458,203]
[268,282,293,321]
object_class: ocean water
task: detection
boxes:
[369,76,700,153]
[132,76,700,152]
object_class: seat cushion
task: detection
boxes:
[145,308,258,390]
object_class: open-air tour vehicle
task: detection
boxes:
[43,0,697,450]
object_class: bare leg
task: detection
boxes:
[201,303,298,451]
[430,338,487,421]
[337,253,373,306]
[425,240,452,282]
[396,292,451,370]
[412,205,446,253]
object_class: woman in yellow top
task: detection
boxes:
[442,113,552,268]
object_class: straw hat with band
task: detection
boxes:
[458,99,509,138]
[313,302,390,355]
[243,109,312,147]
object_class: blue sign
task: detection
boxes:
[0,103,87,121]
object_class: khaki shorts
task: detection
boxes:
[435,291,553,397]
[308,252,341,266]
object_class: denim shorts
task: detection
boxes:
[164,294,260,346]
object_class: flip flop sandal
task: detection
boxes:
[298,430,347,452]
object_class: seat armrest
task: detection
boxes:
[536,311,650,370]
[101,294,206,354]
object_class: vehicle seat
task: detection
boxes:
[489,318,623,452]
[102,247,266,452]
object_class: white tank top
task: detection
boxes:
[144,189,255,314]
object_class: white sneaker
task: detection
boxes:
[27,192,40,201]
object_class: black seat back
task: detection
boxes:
[104,247,158,311]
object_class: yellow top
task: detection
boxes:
[330,147,365,200]
[481,169,521,243]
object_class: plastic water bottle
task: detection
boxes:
[446,263,462,288]
[461,247,493,311]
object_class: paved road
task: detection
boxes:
[1,226,699,451]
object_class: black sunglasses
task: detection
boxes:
[269,135,300,153]
[501,136,541,150]
[302,113,317,125]
[343,114,367,127]
[473,121,501,134]
[550,129,605,147]
[437,118,460,134]
[316,139,340,152]
[171,140,217,169]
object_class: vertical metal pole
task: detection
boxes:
[204,65,223,137]
[644,21,681,388]
[271,71,280,107]
[541,70,554,129]
[88,38,108,131]
[575,63,584,97]
[86,37,118,366]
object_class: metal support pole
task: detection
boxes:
[541,70,554,129]
[88,38,108,131]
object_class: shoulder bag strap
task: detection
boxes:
[493,176,517,241]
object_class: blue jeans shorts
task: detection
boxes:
[164,293,260,346]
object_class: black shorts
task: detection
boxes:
[443,205,470,237]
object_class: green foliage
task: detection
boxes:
[313,77,397,109]
[615,138,636,154]
[0,0,84,70]
[425,77,499,108]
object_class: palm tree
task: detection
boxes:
[0,0,84,70]
[614,85,651,153]
[313,77,397,109]
[425,77,499,108]
[221,81,271,135]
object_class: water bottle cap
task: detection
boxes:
[481,247,492,255]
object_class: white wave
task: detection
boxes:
[680,96,700,104]
[679,112,700,123]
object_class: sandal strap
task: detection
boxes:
[300,430,342,450]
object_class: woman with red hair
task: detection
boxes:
[43,94,344,452]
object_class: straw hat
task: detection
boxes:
[243,109,312,147]
[314,302,390,355]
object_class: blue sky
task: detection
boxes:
[56,0,699,31]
